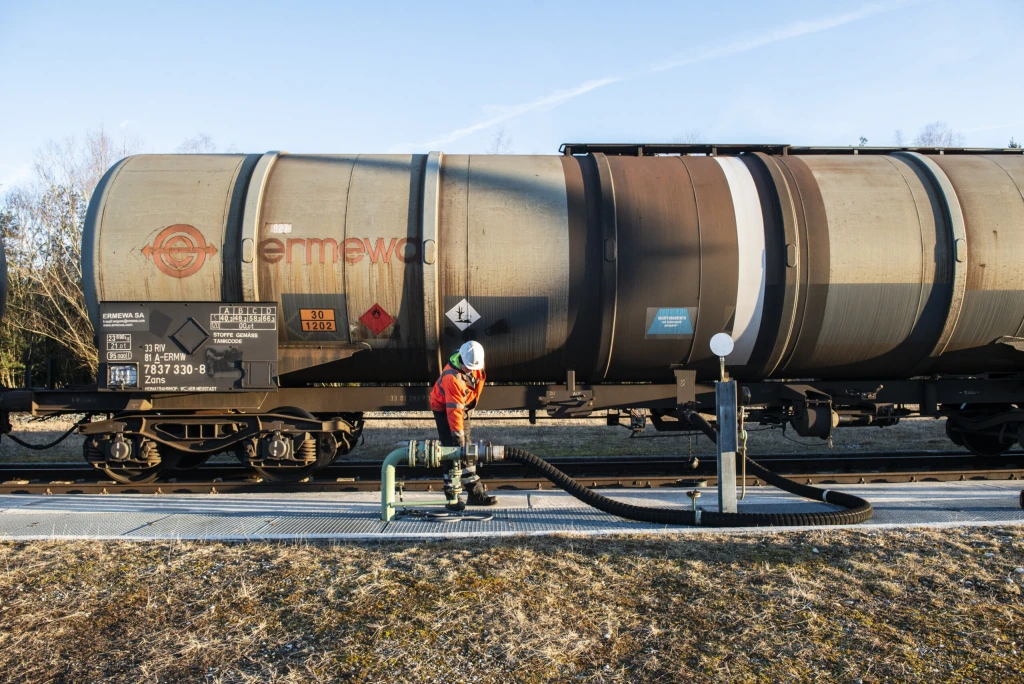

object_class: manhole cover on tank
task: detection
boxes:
[171,317,210,354]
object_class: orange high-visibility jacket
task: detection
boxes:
[429,361,486,434]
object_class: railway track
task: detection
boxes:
[0,451,1021,495]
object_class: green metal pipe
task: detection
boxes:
[380,445,409,522]
[380,440,468,521]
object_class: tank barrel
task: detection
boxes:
[80,147,1024,387]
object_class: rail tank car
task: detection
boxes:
[3,142,1022,483]
[83,148,1024,384]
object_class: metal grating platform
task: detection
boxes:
[0,481,1020,540]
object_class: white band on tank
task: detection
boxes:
[240,151,281,302]
[422,151,443,375]
[714,156,766,367]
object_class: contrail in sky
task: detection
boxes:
[397,1,908,151]
[399,78,622,151]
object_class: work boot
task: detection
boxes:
[443,485,466,511]
[467,480,498,506]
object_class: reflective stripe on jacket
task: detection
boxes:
[429,362,486,433]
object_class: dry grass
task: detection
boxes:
[0,412,957,464]
[4,411,1014,681]
[0,528,1022,683]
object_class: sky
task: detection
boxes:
[1,0,1022,190]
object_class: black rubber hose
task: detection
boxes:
[501,447,873,527]
[2,419,88,451]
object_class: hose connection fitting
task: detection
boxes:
[380,441,504,521]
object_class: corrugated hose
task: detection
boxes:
[501,447,873,527]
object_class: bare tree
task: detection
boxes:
[913,121,964,147]
[177,133,218,154]
[858,136,868,146]
[671,130,705,144]
[486,127,514,154]
[893,129,906,145]
[30,127,141,205]
[1,126,143,381]
[1009,137,1021,149]
[0,205,25,386]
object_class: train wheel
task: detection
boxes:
[252,436,319,483]
[247,407,333,483]
[85,435,180,484]
[944,419,965,447]
[960,432,1014,458]
[322,413,363,462]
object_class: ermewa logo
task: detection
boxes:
[258,237,419,265]
[142,225,218,278]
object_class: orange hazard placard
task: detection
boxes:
[299,308,336,332]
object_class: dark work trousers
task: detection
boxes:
[432,410,480,492]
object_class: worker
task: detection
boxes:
[429,340,498,508]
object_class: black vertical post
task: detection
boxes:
[716,380,738,514]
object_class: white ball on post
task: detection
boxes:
[710,332,734,382]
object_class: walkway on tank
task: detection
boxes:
[0,481,1022,540]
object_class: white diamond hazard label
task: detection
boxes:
[445,298,480,331]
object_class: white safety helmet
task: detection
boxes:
[459,340,485,371]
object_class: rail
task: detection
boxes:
[0,450,1020,495]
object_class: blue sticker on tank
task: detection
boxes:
[647,308,693,335]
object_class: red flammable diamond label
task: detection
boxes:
[359,303,394,335]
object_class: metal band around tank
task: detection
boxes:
[713,157,766,367]
[422,151,443,375]
[557,155,598,377]
[593,153,619,380]
[772,155,831,377]
[986,156,1024,339]
[239,151,281,302]
[892,151,968,360]
[752,153,801,377]
[81,156,133,331]
[735,154,785,379]
[682,156,739,373]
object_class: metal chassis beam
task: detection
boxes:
[5,377,1024,417]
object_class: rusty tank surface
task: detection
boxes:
[82,145,1024,385]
